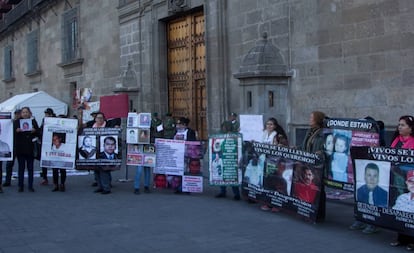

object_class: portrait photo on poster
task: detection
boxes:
[138,113,151,128]
[354,159,390,208]
[20,119,33,131]
[0,121,12,157]
[78,135,97,159]
[138,129,150,144]
[99,135,120,159]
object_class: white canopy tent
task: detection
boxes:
[0,91,68,124]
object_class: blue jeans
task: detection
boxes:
[134,166,151,189]
[17,154,34,189]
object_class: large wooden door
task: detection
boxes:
[167,12,207,140]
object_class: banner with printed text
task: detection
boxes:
[0,112,13,161]
[76,127,122,170]
[154,138,203,192]
[323,118,379,191]
[242,141,324,222]
[208,133,243,186]
[40,117,78,169]
[351,146,414,236]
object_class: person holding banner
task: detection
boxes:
[2,109,21,187]
[15,107,40,192]
[301,111,326,222]
[173,117,196,193]
[260,117,289,211]
[216,113,241,200]
[51,131,68,192]
[390,115,414,250]
[96,135,119,194]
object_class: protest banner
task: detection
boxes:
[242,142,324,222]
[239,114,263,142]
[323,118,379,191]
[0,112,13,160]
[76,127,122,170]
[126,144,156,167]
[351,146,414,235]
[155,138,203,192]
[40,117,78,169]
[209,133,242,186]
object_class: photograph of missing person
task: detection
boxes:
[354,159,390,208]
[20,119,33,132]
[292,163,321,204]
[138,129,150,144]
[78,135,97,159]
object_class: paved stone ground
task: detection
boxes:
[0,164,406,253]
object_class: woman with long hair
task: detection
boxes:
[390,115,414,250]
[15,107,40,192]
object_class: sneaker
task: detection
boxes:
[271,207,280,212]
[362,225,378,234]
[215,193,226,198]
[261,205,271,211]
[40,179,48,186]
[407,244,414,251]
[349,221,366,230]
[134,189,140,195]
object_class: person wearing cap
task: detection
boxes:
[393,170,414,212]
[2,109,21,187]
[216,112,241,200]
[173,117,196,193]
[163,113,176,139]
[85,111,99,128]
[389,115,414,250]
[357,162,388,208]
[150,112,163,143]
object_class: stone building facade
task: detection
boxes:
[1,0,414,143]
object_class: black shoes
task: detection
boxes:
[144,187,150,193]
[234,195,241,201]
[101,190,111,195]
[134,189,140,194]
[2,182,10,187]
[94,188,103,193]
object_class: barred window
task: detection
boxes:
[27,30,39,74]
[62,7,80,63]
[3,45,13,81]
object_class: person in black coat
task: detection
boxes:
[14,107,40,192]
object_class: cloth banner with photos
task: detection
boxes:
[351,146,414,236]
[76,127,122,170]
[242,142,324,222]
[322,118,379,192]
[209,133,243,186]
